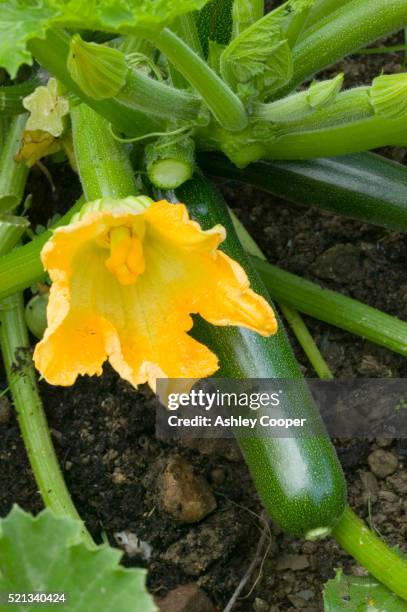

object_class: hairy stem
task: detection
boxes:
[71,105,138,201]
[0,199,83,301]
[0,292,95,548]
[0,115,29,213]
[333,506,407,601]
[150,28,248,131]
[0,213,94,548]
[254,258,407,356]
[276,0,407,96]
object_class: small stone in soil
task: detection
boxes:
[311,244,362,283]
[156,583,215,612]
[160,457,216,523]
[388,470,407,496]
[114,531,152,560]
[376,437,394,448]
[209,467,225,486]
[161,509,244,576]
[359,470,379,501]
[368,450,398,478]
[276,554,309,571]
[253,597,269,612]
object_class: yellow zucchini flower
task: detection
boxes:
[33,197,277,390]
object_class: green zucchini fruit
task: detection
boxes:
[199,151,407,232]
[174,173,347,538]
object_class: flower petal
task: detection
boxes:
[144,201,225,251]
[197,252,278,336]
[33,313,109,385]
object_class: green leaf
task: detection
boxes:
[0,0,210,77]
[0,1,56,78]
[220,0,314,95]
[323,569,407,612]
[370,73,407,119]
[0,505,157,612]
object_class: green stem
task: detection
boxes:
[261,113,407,160]
[150,28,248,132]
[205,102,407,165]
[232,0,264,38]
[71,105,138,201]
[0,293,94,548]
[168,14,204,88]
[72,105,138,200]
[276,0,407,96]
[0,77,41,116]
[0,215,29,252]
[0,199,83,302]
[278,303,334,379]
[304,0,353,29]
[230,209,333,379]
[333,506,407,601]
[285,5,312,47]
[0,212,94,547]
[355,44,407,55]
[29,30,161,137]
[115,66,201,122]
[0,115,29,213]
[253,85,370,126]
[172,14,204,57]
[253,258,407,357]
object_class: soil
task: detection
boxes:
[1,24,407,612]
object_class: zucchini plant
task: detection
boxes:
[0,0,407,608]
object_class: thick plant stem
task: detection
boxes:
[0,115,29,213]
[203,111,407,166]
[333,506,407,601]
[232,0,264,37]
[230,210,333,379]
[71,105,138,201]
[0,77,41,116]
[150,28,248,132]
[0,293,94,549]
[0,216,29,253]
[261,114,407,161]
[253,258,407,357]
[0,199,83,301]
[72,105,138,200]
[304,0,353,29]
[276,0,407,95]
[118,67,202,122]
[0,215,94,547]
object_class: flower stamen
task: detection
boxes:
[105,226,145,285]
